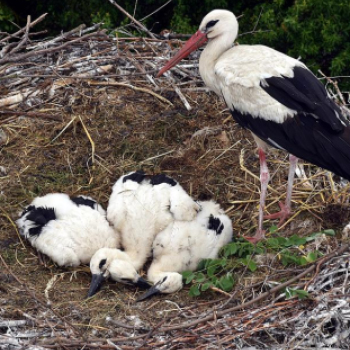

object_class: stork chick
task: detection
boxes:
[137,200,233,300]
[87,248,150,297]
[16,193,119,267]
[107,171,200,270]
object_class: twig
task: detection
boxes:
[86,80,173,105]
[79,115,95,164]
[318,69,350,117]
[0,13,48,43]
[0,111,62,123]
[172,84,191,110]
[107,0,157,39]
[0,30,107,64]
[28,24,87,50]
[9,15,32,55]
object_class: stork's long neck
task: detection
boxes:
[199,33,235,95]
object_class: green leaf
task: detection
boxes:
[299,256,309,266]
[218,274,235,291]
[194,273,206,283]
[197,259,206,270]
[201,282,213,291]
[240,257,257,272]
[305,251,318,263]
[284,235,306,247]
[247,260,257,272]
[266,237,280,248]
[182,271,196,284]
[207,265,218,277]
[189,284,201,297]
[285,287,310,300]
[323,229,335,236]
[269,225,278,233]
[182,271,193,278]
[306,229,335,242]
[223,242,238,257]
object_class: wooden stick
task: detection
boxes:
[0,111,62,122]
[107,0,157,39]
[0,13,48,43]
[0,30,107,64]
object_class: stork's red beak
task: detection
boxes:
[157,30,208,77]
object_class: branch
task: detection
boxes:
[0,30,107,65]
[107,0,157,39]
[0,13,48,43]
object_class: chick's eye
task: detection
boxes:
[206,20,219,31]
[99,259,107,269]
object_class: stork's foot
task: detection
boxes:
[264,202,292,227]
[38,252,48,267]
[243,229,266,244]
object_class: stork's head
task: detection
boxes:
[157,10,238,77]
[87,248,150,297]
[137,272,183,301]
[199,10,238,41]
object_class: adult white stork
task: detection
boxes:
[157,9,350,242]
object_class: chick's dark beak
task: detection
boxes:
[136,277,151,289]
[136,284,161,302]
[87,274,105,298]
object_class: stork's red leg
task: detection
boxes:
[244,148,269,243]
[264,154,297,226]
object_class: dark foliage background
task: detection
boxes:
[1,0,349,88]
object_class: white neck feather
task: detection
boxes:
[199,32,236,94]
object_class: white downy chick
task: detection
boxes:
[107,171,200,270]
[87,247,150,297]
[138,200,233,300]
[16,193,119,267]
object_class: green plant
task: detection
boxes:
[285,287,309,300]
[182,229,335,297]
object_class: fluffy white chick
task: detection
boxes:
[87,248,150,297]
[16,193,119,267]
[137,200,233,300]
[107,171,200,270]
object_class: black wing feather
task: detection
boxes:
[261,67,345,132]
[232,109,350,180]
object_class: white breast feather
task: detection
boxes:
[214,45,306,122]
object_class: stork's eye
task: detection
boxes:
[206,20,219,31]
[99,259,107,269]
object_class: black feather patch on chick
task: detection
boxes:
[151,174,177,186]
[25,207,56,236]
[207,214,224,234]
[71,196,96,209]
[123,171,146,184]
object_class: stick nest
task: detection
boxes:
[1,13,350,350]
